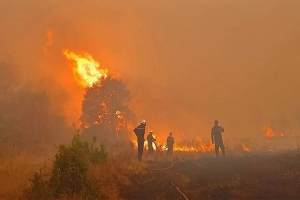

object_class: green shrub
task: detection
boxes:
[24,134,108,199]
[89,135,108,164]
[23,171,51,200]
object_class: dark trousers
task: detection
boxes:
[138,141,144,160]
[215,140,225,157]
[167,145,173,156]
[148,145,154,155]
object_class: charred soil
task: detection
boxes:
[123,151,300,200]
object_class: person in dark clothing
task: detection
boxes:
[211,120,225,157]
[166,132,174,156]
[134,120,146,161]
[147,130,156,155]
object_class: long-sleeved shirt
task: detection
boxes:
[211,125,224,142]
[166,136,174,146]
[134,124,146,142]
[147,134,156,143]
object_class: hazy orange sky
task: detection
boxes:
[0,0,300,141]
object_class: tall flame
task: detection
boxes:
[63,49,108,87]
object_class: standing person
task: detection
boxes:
[147,130,156,155]
[134,120,146,161]
[211,120,225,157]
[166,132,174,156]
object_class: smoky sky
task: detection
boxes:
[0,0,300,141]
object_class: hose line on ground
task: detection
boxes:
[146,161,189,200]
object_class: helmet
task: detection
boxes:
[150,130,153,133]
[141,119,146,124]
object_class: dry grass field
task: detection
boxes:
[1,141,299,200]
[0,145,53,199]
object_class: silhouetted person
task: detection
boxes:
[134,120,146,161]
[147,130,156,155]
[211,120,225,157]
[166,132,174,156]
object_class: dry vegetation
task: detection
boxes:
[1,138,300,199]
[1,62,299,199]
[0,148,53,199]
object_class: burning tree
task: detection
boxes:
[80,77,134,142]
[63,49,134,142]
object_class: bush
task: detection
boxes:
[24,134,108,199]
[23,171,51,200]
[89,136,108,164]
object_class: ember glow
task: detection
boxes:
[63,49,108,88]
[115,110,126,132]
[116,110,124,119]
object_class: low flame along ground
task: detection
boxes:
[130,126,284,153]
[264,125,284,137]
[63,49,285,153]
[130,135,215,153]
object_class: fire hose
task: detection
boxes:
[146,161,189,200]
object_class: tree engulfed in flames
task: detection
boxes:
[80,76,133,141]
[63,49,108,88]
[63,49,133,141]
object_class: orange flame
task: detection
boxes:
[242,143,250,152]
[264,126,275,137]
[131,137,214,152]
[115,110,127,133]
[63,49,108,87]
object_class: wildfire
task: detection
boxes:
[264,126,275,137]
[242,143,250,152]
[131,137,214,152]
[116,110,124,119]
[115,110,126,133]
[263,125,285,137]
[63,49,108,87]
[173,146,198,152]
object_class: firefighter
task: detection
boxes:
[211,120,225,157]
[166,132,174,156]
[134,120,146,161]
[147,130,156,155]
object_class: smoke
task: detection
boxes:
[0,0,300,143]
[43,28,53,55]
